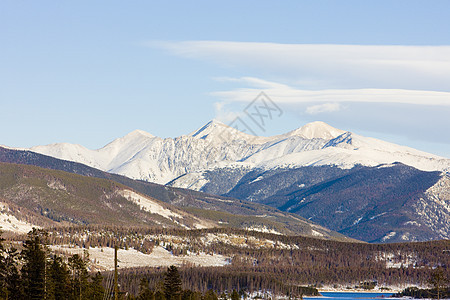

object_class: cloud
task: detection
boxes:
[306,103,341,115]
[152,41,450,91]
[211,77,450,107]
[152,41,450,107]
[150,41,450,156]
[213,101,243,123]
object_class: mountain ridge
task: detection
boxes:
[4,120,450,242]
[0,147,352,241]
[25,120,450,186]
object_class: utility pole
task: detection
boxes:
[114,244,119,300]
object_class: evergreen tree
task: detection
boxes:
[429,267,449,300]
[48,255,70,300]
[164,266,181,300]
[88,272,105,300]
[203,290,218,300]
[230,290,240,300]
[0,239,23,299]
[21,228,50,300]
[155,290,166,300]
[181,290,202,300]
[138,278,155,300]
[68,253,89,300]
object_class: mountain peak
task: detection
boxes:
[287,121,345,140]
[190,119,235,138]
[125,129,154,138]
[189,119,266,145]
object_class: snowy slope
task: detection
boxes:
[28,120,450,186]
[0,202,38,233]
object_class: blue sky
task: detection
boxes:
[1,1,450,157]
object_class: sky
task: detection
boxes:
[1,1,450,157]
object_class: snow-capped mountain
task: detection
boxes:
[28,120,450,187]
[8,121,450,242]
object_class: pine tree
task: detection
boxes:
[429,267,449,300]
[68,253,89,300]
[88,272,105,300]
[48,255,70,300]
[155,290,166,300]
[231,290,240,300]
[164,266,182,300]
[138,278,155,300]
[203,290,218,300]
[21,228,50,300]
[0,233,24,300]
[3,247,23,299]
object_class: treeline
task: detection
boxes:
[31,226,447,294]
[114,264,435,297]
[3,226,449,298]
[0,228,104,300]
[35,226,448,273]
[1,228,317,299]
[130,265,314,300]
[394,267,450,299]
[118,266,319,298]
[394,287,450,299]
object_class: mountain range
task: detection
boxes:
[28,120,450,185]
[3,120,450,242]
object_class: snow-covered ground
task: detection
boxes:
[118,189,183,220]
[0,211,36,233]
[244,225,282,235]
[0,202,38,233]
[51,245,230,271]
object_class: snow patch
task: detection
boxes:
[310,229,324,237]
[381,231,396,242]
[250,176,264,184]
[403,221,421,227]
[0,208,37,233]
[52,245,230,271]
[245,225,282,235]
[118,190,183,220]
[352,216,363,225]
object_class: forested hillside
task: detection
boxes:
[4,226,448,298]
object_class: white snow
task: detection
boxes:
[118,189,215,230]
[249,176,264,183]
[0,204,38,233]
[310,229,324,237]
[284,121,345,140]
[245,225,282,235]
[381,231,397,242]
[412,174,450,239]
[352,216,363,225]
[51,245,230,271]
[118,189,183,220]
[25,120,450,188]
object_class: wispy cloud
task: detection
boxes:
[306,103,341,115]
[150,41,450,156]
[211,77,450,107]
[152,41,450,91]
